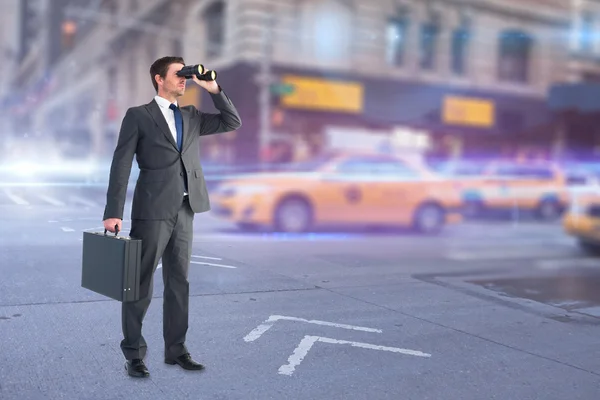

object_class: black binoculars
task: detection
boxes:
[176,64,217,81]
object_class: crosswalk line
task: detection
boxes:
[1,191,100,207]
[37,194,65,206]
[69,195,98,208]
[191,255,222,260]
[3,189,29,205]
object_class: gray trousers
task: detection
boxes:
[120,196,194,361]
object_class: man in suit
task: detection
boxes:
[102,56,242,378]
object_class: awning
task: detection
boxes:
[548,83,600,113]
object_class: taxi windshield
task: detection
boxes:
[280,153,339,172]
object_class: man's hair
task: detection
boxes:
[149,56,185,93]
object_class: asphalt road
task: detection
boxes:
[0,185,599,399]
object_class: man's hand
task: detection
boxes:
[192,75,220,94]
[103,218,122,233]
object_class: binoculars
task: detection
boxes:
[176,64,217,81]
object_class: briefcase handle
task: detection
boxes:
[104,224,120,236]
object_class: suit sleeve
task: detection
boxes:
[103,108,138,220]
[196,88,242,136]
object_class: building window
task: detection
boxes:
[579,12,594,53]
[451,25,469,75]
[202,1,225,59]
[420,15,440,70]
[102,0,117,15]
[582,72,600,82]
[173,38,183,56]
[498,30,532,83]
[310,0,353,62]
[386,10,409,67]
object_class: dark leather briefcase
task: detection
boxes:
[81,226,142,302]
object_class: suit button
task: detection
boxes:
[180,172,183,176]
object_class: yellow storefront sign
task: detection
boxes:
[443,96,494,127]
[280,75,364,113]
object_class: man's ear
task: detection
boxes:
[154,74,162,87]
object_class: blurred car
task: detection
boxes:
[434,160,488,177]
[210,152,463,233]
[457,161,568,220]
[563,187,600,255]
[563,165,600,188]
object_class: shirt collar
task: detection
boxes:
[154,95,177,109]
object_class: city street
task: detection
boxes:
[0,185,599,399]
[4,0,600,398]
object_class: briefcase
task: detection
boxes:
[81,227,142,302]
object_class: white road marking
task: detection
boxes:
[69,195,98,208]
[575,306,600,318]
[243,315,382,342]
[193,233,363,242]
[191,255,222,260]
[61,227,75,232]
[4,189,28,205]
[157,257,235,269]
[190,260,236,269]
[535,258,600,270]
[37,194,65,206]
[446,248,567,260]
[278,335,431,376]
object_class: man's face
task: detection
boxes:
[158,63,186,98]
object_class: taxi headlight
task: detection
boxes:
[218,184,270,196]
[235,185,270,195]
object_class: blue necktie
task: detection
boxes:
[169,103,183,151]
[169,103,187,192]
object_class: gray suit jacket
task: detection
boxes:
[103,89,242,221]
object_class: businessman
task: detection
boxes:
[102,56,242,378]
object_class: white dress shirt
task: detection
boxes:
[154,95,187,196]
[154,95,179,145]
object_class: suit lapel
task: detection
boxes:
[145,100,178,150]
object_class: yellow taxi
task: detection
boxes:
[210,152,463,233]
[563,187,600,255]
[452,161,569,220]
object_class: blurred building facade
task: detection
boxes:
[3,0,599,163]
[547,0,600,161]
[0,0,21,145]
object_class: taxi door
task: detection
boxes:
[368,159,429,224]
[316,157,386,224]
[493,165,560,210]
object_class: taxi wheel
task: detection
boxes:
[537,199,561,221]
[463,200,483,218]
[274,197,313,233]
[578,239,600,256]
[237,223,258,231]
[413,203,445,234]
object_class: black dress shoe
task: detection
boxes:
[125,359,150,378]
[165,353,205,371]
